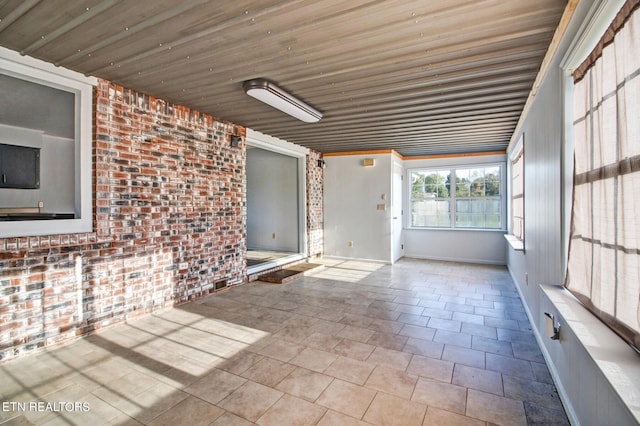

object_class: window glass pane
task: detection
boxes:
[486,198,501,214]
[472,199,484,213]
[455,169,470,196]
[471,180,485,197]
[456,213,471,227]
[411,171,425,196]
[469,168,483,181]
[486,214,501,228]
[454,200,502,229]
[411,199,450,227]
[486,169,501,196]
[472,215,486,228]
[411,170,450,199]
[456,182,469,196]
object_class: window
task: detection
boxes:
[565,0,640,350]
[410,164,503,229]
[411,169,451,227]
[510,136,525,242]
[0,47,96,237]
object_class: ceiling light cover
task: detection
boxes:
[243,78,322,123]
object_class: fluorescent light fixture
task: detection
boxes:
[243,78,322,123]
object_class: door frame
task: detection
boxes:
[245,128,309,274]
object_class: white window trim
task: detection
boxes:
[245,128,309,274]
[559,0,626,274]
[407,162,506,231]
[506,134,525,251]
[0,47,97,238]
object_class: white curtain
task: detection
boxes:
[566,0,640,349]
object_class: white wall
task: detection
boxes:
[404,229,506,265]
[0,125,75,213]
[324,152,507,265]
[506,0,639,423]
[246,147,299,252]
[324,153,393,262]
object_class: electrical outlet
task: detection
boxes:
[38,201,44,208]
[525,272,529,286]
[348,241,354,247]
[272,233,276,239]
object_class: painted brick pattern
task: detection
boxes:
[0,80,248,361]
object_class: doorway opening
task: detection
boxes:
[245,130,308,275]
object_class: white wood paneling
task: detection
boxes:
[506,0,638,423]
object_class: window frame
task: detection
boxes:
[507,134,525,251]
[0,47,96,238]
[408,162,506,231]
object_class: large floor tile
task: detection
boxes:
[146,396,224,426]
[402,337,444,358]
[275,367,334,401]
[316,410,370,426]
[364,366,417,399]
[406,354,454,383]
[485,352,534,380]
[412,377,467,415]
[423,407,485,426]
[240,357,296,387]
[316,379,376,419]
[332,339,376,361]
[362,392,427,426]
[217,381,283,422]
[256,394,326,426]
[256,338,306,362]
[324,356,376,385]
[466,389,527,426]
[183,368,247,404]
[290,347,338,372]
[0,259,570,426]
[452,364,503,396]
[366,347,413,371]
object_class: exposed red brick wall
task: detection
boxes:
[0,80,247,361]
[0,79,325,362]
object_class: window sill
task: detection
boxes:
[504,234,524,251]
[407,227,506,233]
[0,217,92,238]
[540,284,640,424]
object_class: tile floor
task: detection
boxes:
[0,258,569,425]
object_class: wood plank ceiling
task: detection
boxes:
[0,0,566,156]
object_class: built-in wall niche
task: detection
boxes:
[0,47,96,237]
